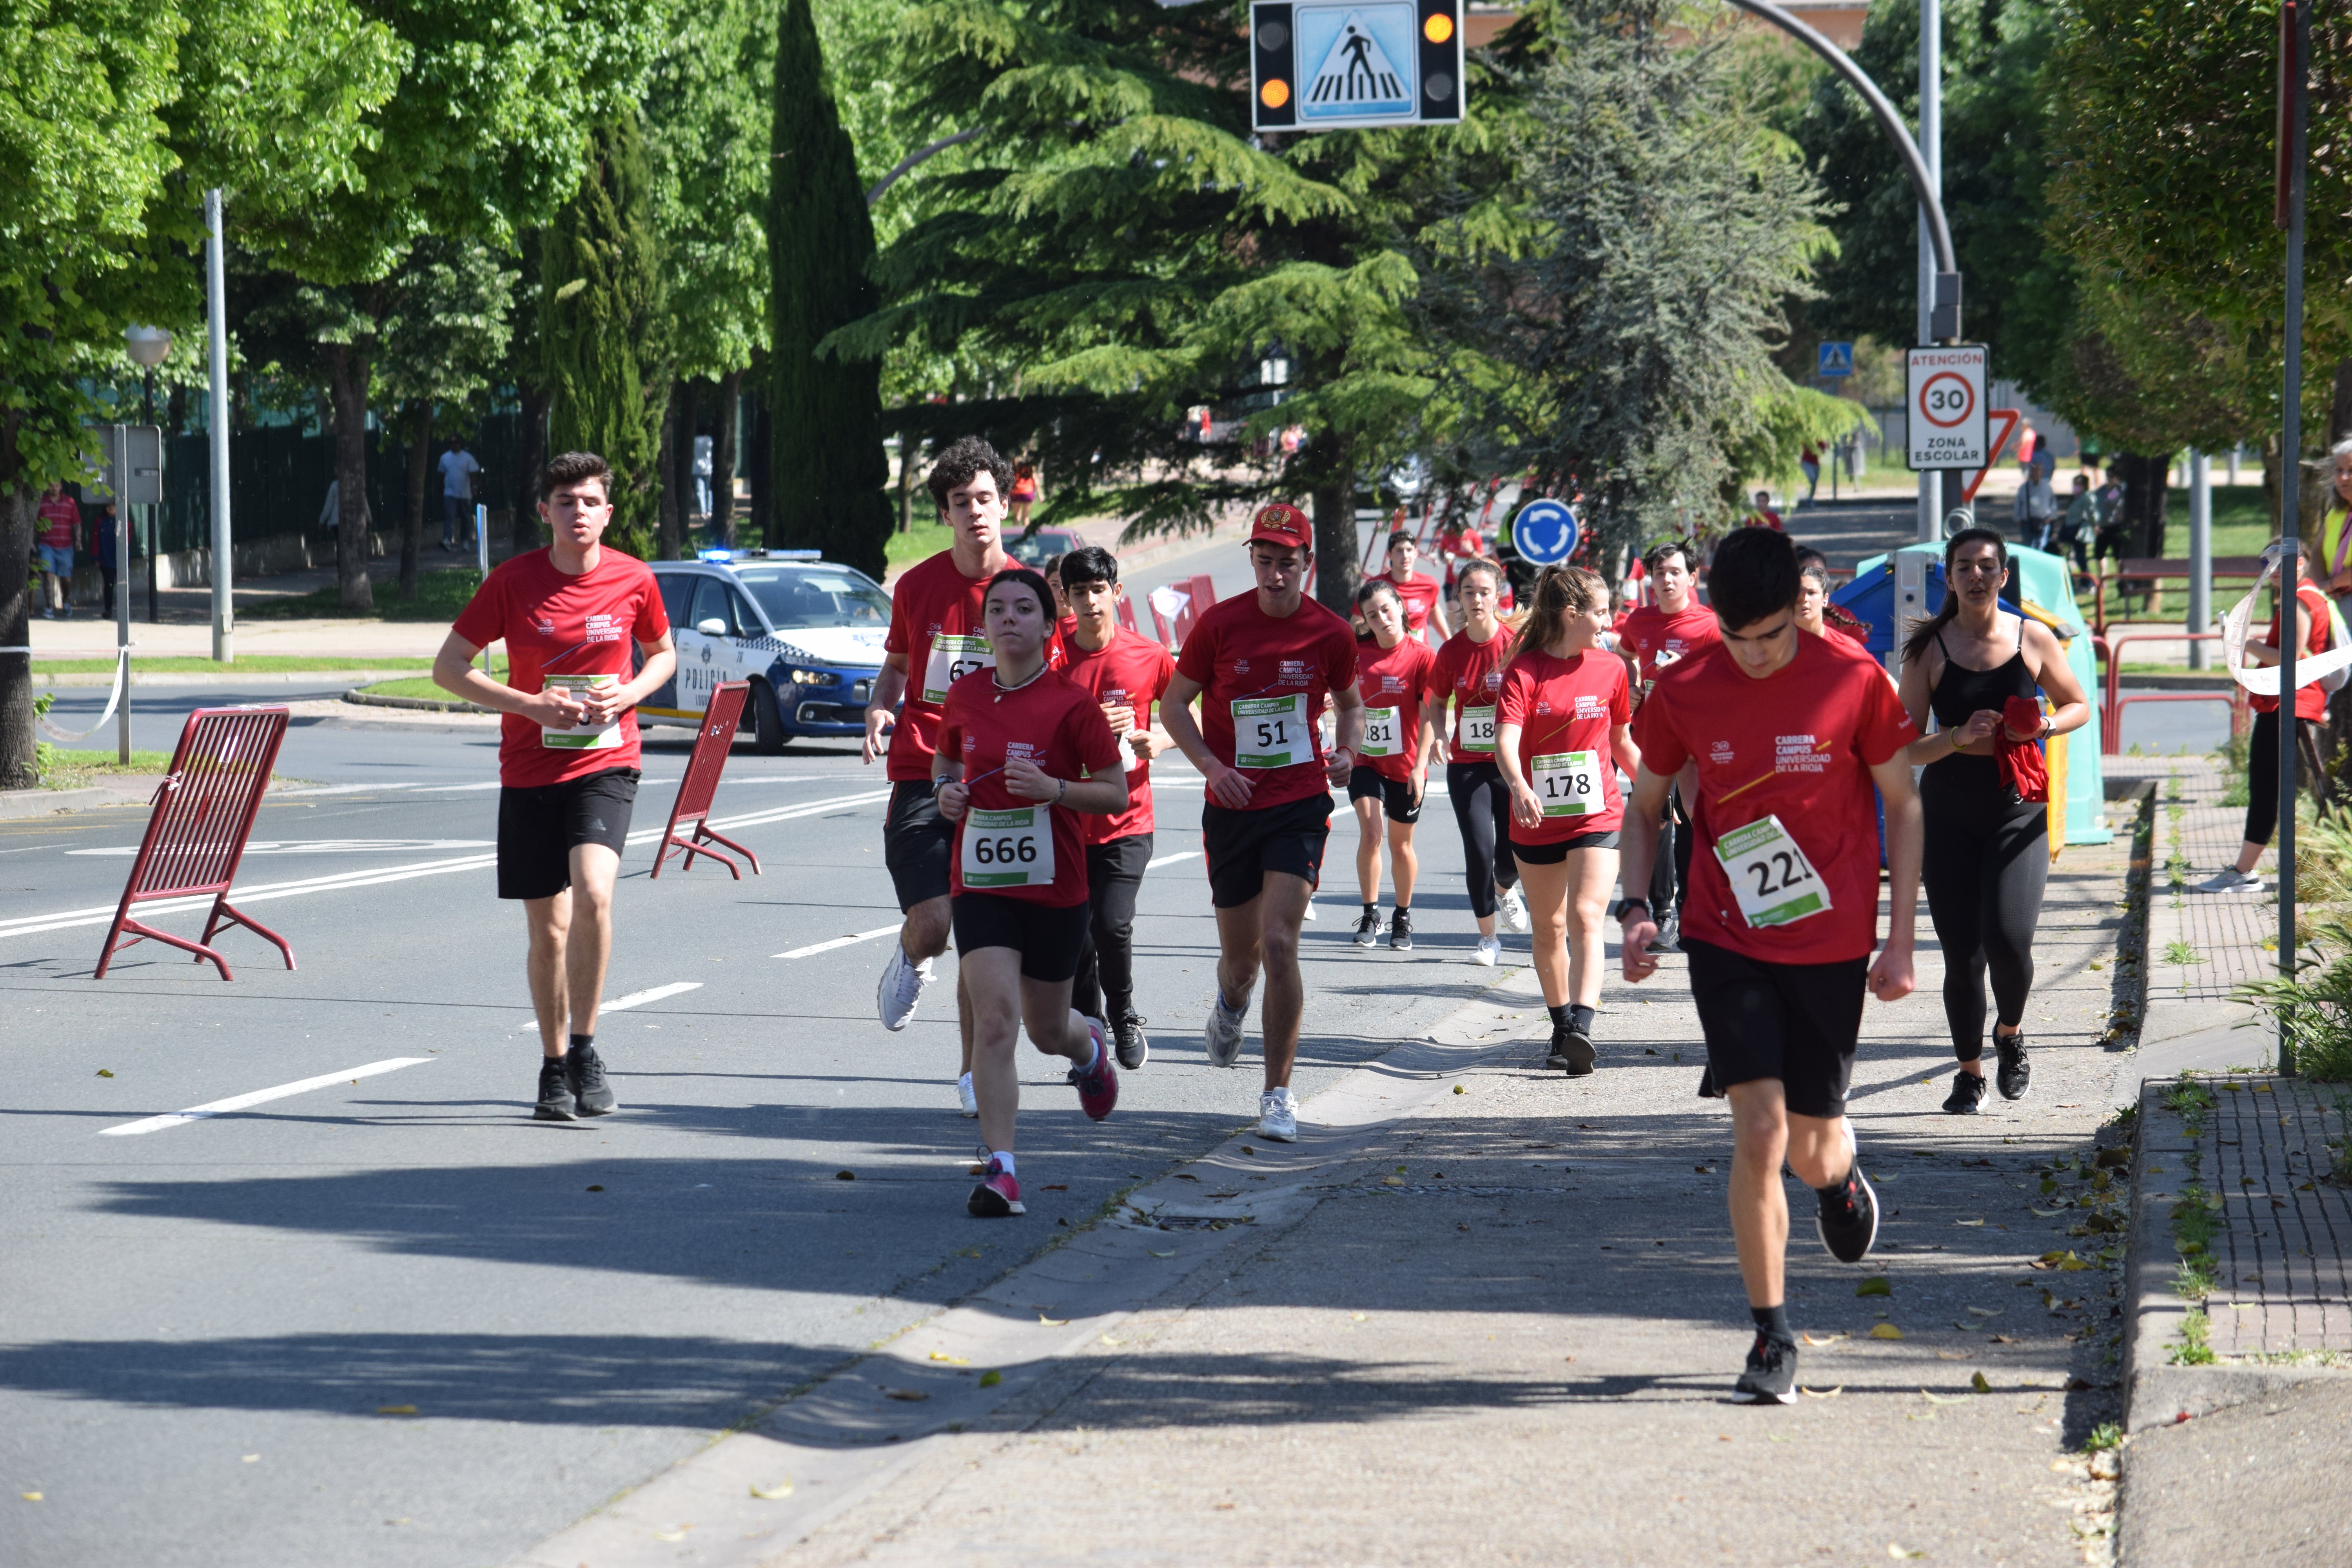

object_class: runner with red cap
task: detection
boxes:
[1346,577,1437,950]
[934,566,1127,1217]
[1617,526,1923,1405]
[1160,502,1363,1143]
[1614,539,1719,951]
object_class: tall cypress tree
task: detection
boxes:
[769,0,891,580]
[543,115,674,559]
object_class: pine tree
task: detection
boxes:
[543,116,675,559]
[768,0,891,580]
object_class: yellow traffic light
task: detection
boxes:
[1261,77,1292,109]
[1423,11,1454,43]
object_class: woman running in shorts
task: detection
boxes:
[1896,529,2090,1114]
[935,567,1129,1215]
[1422,558,1529,964]
[1496,566,1638,1074]
[1347,579,1437,950]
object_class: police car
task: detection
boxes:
[641,550,888,752]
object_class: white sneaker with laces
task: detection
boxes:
[1499,884,1530,935]
[957,1071,978,1118]
[1258,1087,1299,1143]
[877,941,933,1031]
[1470,934,1502,967]
[2192,868,2264,894]
[1204,993,1249,1067]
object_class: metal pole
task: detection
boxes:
[2278,0,2308,1073]
[477,503,492,675]
[2188,450,2211,669]
[114,426,131,765]
[1918,0,1941,541]
[205,188,233,664]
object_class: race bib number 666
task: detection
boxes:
[1714,815,1830,928]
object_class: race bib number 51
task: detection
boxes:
[922,633,994,704]
[961,806,1052,888]
[1714,815,1830,928]
[1233,693,1310,769]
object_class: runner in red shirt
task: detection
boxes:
[865,436,1013,1117]
[1370,532,1451,644]
[435,451,677,1122]
[1495,566,1637,1075]
[1614,539,1719,950]
[1161,502,1363,1143]
[1421,557,1529,964]
[1055,546,1177,1070]
[1619,527,1922,1405]
[935,567,1128,1217]
[2198,537,2337,893]
[1345,578,1437,951]
[1743,490,1784,531]
[35,485,81,619]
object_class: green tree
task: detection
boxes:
[376,237,517,593]
[543,115,673,561]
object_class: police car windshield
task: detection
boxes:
[735,566,890,629]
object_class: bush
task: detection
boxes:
[2240,920,2352,1082]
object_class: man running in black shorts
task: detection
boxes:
[1617,527,1922,1403]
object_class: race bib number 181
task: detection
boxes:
[1359,706,1402,758]
[1713,815,1831,928]
[1458,703,1497,753]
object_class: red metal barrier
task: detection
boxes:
[2097,629,2247,753]
[1115,588,1140,634]
[651,680,760,880]
[95,706,294,980]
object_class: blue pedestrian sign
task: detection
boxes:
[1817,341,1855,378]
[1512,498,1579,566]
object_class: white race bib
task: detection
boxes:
[960,805,1053,888]
[1459,703,1497,753]
[1359,706,1403,758]
[922,633,994,704]
[1233,693,1310,769]
[1714,815,1831,928]
[541,678,624,750]
[1530,750,1603,816]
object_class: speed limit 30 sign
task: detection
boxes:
[1905,344,1989,470]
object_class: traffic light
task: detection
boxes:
[1250,1,1465,134]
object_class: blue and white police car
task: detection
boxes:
[642,549,888,752]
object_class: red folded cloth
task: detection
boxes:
[1998,695,2049,803]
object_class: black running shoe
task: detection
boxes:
[1734,1333,1798,1405]
[1545,1025,1596,1076]
[1942,1069,1986,1115]
[565,1042,617,1116]
[1646,915,1681,955]
[1352,909,1382,948]
[1815,1161,1879,1263]
[1994,1033,2031,1100]
[533,1058,577,1122]
[1696,1063,1724,1098]
[1114,1013,1150,1070]
[1388,909,1414,951]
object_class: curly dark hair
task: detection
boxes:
[925,436,1013,513]
[541,450,611,497]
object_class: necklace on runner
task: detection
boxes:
[992,661,1046,701]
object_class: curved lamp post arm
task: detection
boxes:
[866,127,985,208]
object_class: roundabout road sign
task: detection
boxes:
[1512,498,1578,565]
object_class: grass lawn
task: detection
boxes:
[884,518,956,574]
[2165,484,2277,559]
[38,748,177,789]
[34,655,434,675]
[356,668,503,702]
[241,569,484,622]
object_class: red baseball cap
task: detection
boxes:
[1248,501,1312,551]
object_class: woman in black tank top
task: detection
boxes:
[1895,530,2092,1116]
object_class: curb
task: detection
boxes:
[0,785,139,820]
[34,667,437,689]
[341,689,496,715]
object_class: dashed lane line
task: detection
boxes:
[97,1057,436,1136]
[775,924,902,960]
[600,981,703,1011]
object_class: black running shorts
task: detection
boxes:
[496,766,639,901]
[1684,935,1869,1119]
[1510,829,1620,866]
[951,891,1092,982]
[884,778,955,912]
[1200,793,1332,909]
[1347,764,1423,824]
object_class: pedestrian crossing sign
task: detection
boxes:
[1817,341,1855,378]
[1251,1,1465,133]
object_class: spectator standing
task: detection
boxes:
[91,498,120,615]
[1798,446,1821,506]
[34,483,80,619]
[2012,467,2058,552]
[2057,474,2098,584]
[2032,434,2058,484]
[693,435,714,520]
[438,436,481,552]
[2092,466,2131,570]
[1743,490,1782,531]
[2318,437,2352,612]
[1008,460,1040,532]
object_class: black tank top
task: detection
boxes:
[1929,615,2038,730]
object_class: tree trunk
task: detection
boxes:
[2115,452,2169,559]
[2330,359,2352,451]
[400,400,431,597]
[515,384,550,555]
[673,378,697,552]
[0,422,35,789]
[713,367,742,546]
[1302,428,1356,615]
[749,393,773,546]
[323,342,376,610]
[656,383,682,562]
[896,430,919,534]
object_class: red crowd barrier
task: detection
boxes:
[95,706,295,981]
[1115,588,1141,635]
[651,681,761,880]
[2096,628,2248,753]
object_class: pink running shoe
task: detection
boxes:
[968,1155,1024,1217]
[1067,1020,1119,1122]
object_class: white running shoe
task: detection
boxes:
[1258,1087,1299,1143]
[1470,935,1502,967]
[2191,867,2264,894]
[1302,899,1319,922]
[877,941,933,1031]
[1204,992,1249,1067]
[957,1071,978,1118]
[1498,884,1530,935]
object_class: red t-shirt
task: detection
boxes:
[1497,648,1633,840]
[1173,591,1359,811]
[1617,602,1722,693]
[2252,580,2336,722]
[1745,510,1783,532]
[937,667,1124,907]
[1374,570,1442,639]
[1426,628,1514,763]
[1354,634,1436,782]
[37,496,80,550]
[1633,636,1919,965]
[882,550,1067,781]
[450,546,670,789]
[1059,626,1177,843]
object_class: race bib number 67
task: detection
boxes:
[1714,815,1831,928]
[922,633,994,704]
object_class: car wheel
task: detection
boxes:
[749,679,789,754]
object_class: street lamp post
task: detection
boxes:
[123,326,172,624]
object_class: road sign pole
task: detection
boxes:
[205,187,233,665]
[1918,0,1941,542]
[114,425,132,765]
[2277,0,2308,1071]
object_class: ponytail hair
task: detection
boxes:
[1512,565,1608,659]
[1900,527,2009,663]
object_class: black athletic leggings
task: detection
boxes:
[2243,708,2322,848]
[1921,754,2049,1062]
[1072,833,1152,1024]
[1445,760,1519,918]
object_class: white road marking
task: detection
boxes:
[97,1057,434,1136]
[66,839,495,858]
[601,981,703,1012]
[775,924,901,960]
[1146,850,1200,869]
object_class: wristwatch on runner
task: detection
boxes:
[1617,897,1651,925]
